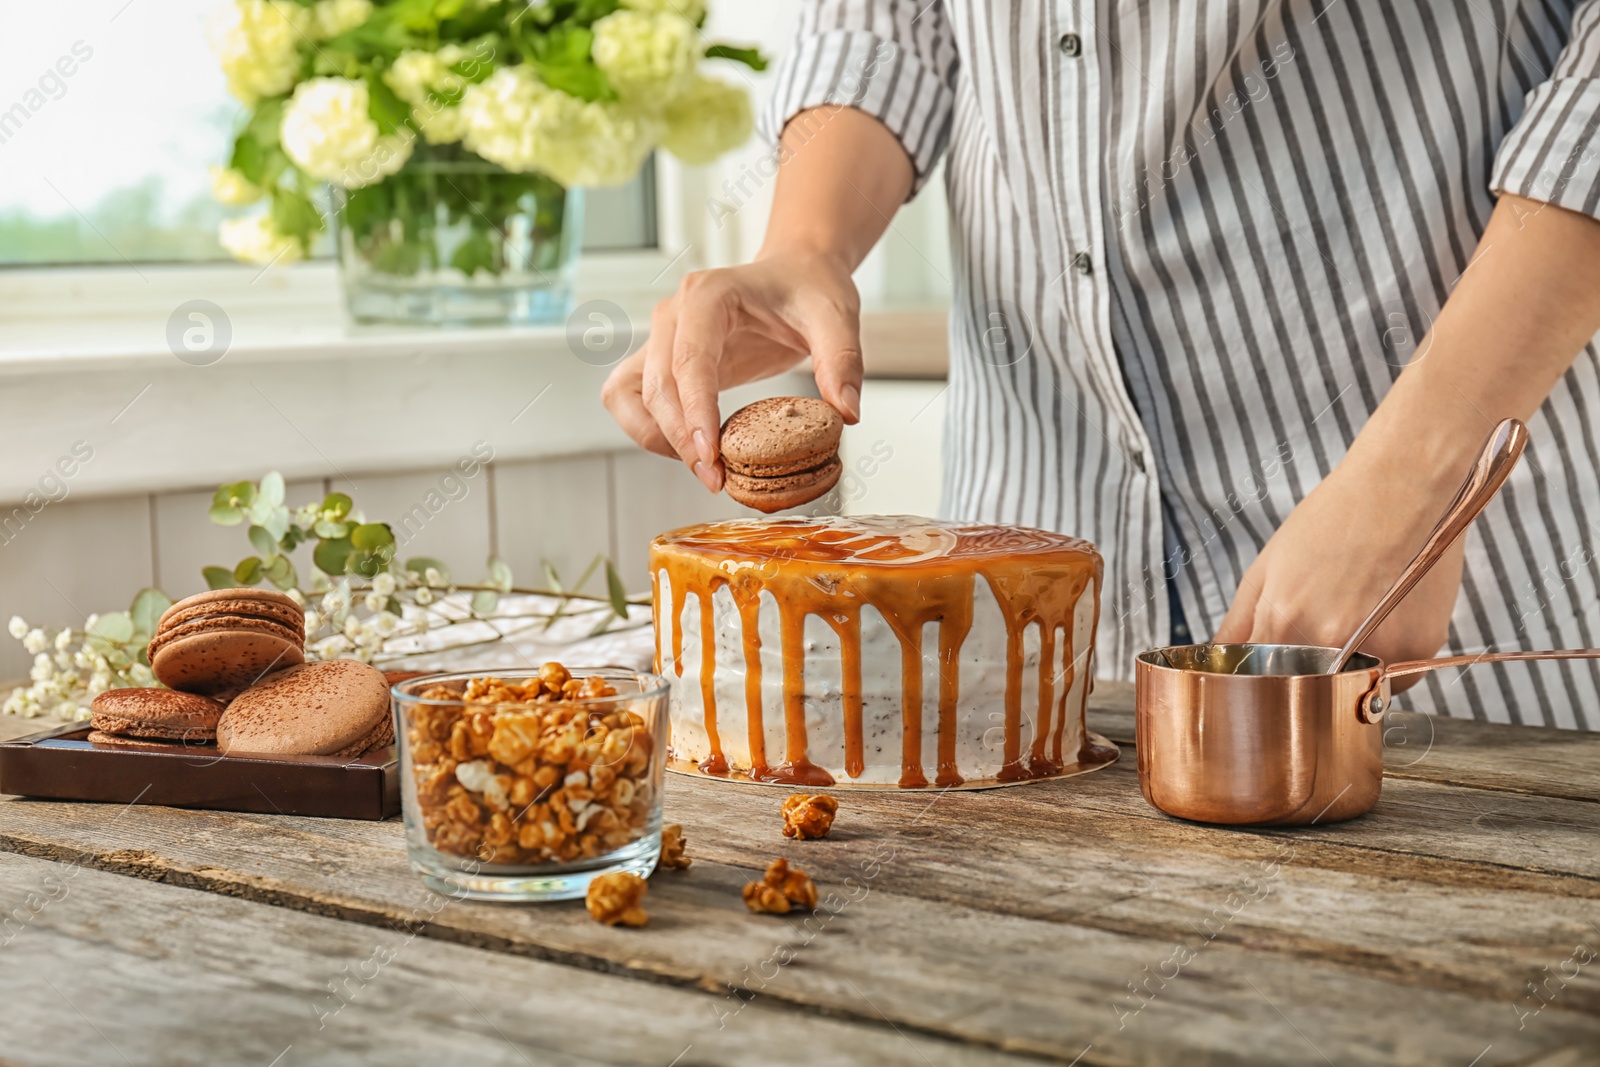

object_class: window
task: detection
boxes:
[0,1,655,267]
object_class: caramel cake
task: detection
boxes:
[650,516,1118,789]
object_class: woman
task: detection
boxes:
[603,1,1600,728]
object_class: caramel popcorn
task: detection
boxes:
[658,824,691,870]
[742,858,818,915]
[406,664,655,865]
[586,871,649,927]
[781,794,839,840]
[765,858,819,910]
[742,881,791,914]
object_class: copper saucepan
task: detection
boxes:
[1134,419,1600,826]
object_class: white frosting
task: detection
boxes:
[658,569,1094,785]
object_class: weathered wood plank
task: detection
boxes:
[0,850,1054,1067]
[1,774,1597,1065]
[1090,682,1600,802]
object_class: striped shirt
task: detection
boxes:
[762,0,1600,729]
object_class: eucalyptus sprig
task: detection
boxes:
[2,470,647,721]
[201,472,646,665]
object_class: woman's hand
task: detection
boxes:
[600,250,864,493]
[1213,443,1470,682]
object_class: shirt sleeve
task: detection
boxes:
[1491,1,1600,219]
[759,1,960,196]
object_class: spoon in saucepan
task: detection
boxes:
[1326,418,1528,674]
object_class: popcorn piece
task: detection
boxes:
[765,858,818,910]
[742,857,819,915]
[586,871,649,927]
[742,881,791,915]
[781,793,839,840]
[454,759,511,810]
[658,824,691,870]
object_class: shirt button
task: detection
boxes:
[1072,251,1093,275]
[1059,32,1082,57]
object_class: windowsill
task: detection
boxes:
[0,258,947,504]
[0,255,684,503]
[0,256,674,376]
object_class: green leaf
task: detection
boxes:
[314,519,350,539]
[209,501,245,526]
[128,588,172,639]
[203,566,237,591]
[450,230,496,277]
[233,557,264,585]
[88,611,134,644]
[385,595,404,616]
[314,537,354,577]
[486,556,513,593]
[258,471,286,507]
[704,44,768,71]
[322,492,353,520]
[531,59,615,102]
[248,525,278,557]
[350,522,396,552]
[470,589,499,615]
[264,554,297,590]
[541,559,563,592]
[271,187,324,247]
[570,554,602,593]
[365,69,412,136]
[605,558,628,618]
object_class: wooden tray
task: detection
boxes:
[0,723,399,820]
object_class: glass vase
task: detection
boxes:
[334,158,582,326]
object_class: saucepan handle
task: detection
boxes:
[1358,649,1600,722]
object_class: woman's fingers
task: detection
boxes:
[1213,560,1264,643]
[797,288,863,422]
[600,351,676,458]
[670,272,737,485]
[642,297,721,492]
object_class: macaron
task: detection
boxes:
[720,397,844,513]
[149,588,305,696]
[89,687,225,743]
[217,659,393,759]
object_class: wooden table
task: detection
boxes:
[0,686,1596,1067]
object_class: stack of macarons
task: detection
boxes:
[149,588,306,698]
[87,587,395,760]
[719,397,845,513]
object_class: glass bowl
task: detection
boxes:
[393,667,668,901]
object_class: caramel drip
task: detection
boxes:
[1030,625,1060,776]
[935,592,974,787]
[669,572,688,677]
[696,588,728,776]
[824,611,864,778]
[896,621,928,788]
[984,566,1095,782]
[730,581,769,777]
[649,566,662,676]
[1050,634,1074,768]
[997,621,1026,782]
[651,517,1100,786]
[772,604,834,786]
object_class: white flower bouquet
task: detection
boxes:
[208,0,762,283]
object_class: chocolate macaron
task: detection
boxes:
[89,687,226,744]
[217,659,393,759]
[720,397,844,513]
[149,588,305,696]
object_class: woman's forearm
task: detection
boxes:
[1353,194,1600,485]
[758,106,916,270]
